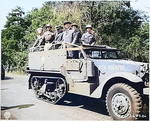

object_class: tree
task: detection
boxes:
[1,6,31,72]
[80,1,149,62]
[24,5,54,47]
[2,1,148,73]
[26,1,149,63]
[125,23,149,62]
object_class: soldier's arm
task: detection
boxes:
[38,37,45,46]
[81,33,85,41]
[32,39,39,47]
[60,33,63,42]
[81,33,86,45]
[91,37,96,46]
[72,32,78,44]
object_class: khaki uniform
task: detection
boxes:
[44,31,55,43]
[33,34,45,47]
[81,32,95,45]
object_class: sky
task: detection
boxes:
[0,0,150,30]
[0,0,46,30]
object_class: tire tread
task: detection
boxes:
[106,83,142,120]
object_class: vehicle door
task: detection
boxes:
[65,47,87,82]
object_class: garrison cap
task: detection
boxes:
[46,23,52,28]
[64,21,71,25]
[71,23,78,27]
[86,24,92,29]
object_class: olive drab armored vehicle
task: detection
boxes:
[27,42,149,120]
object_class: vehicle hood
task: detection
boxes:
[91,59,148,77]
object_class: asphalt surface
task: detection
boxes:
[1,73,112,120]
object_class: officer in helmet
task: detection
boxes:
[81,25,96,45]
[44,23,55,43]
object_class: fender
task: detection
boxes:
[90,72,143,98]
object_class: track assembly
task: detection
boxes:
[31,76,66,104]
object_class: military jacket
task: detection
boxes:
[81,32,95,45]
[62,28,74,43]
[33,34,45,47]
[44,31,55,43]
[72,30,82,45]
[55,31,63,42]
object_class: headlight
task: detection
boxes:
[140,64,147,77]
[140,63,149,87]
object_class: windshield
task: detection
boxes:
[84,49,119,59]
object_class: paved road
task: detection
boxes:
[1,73,112,120]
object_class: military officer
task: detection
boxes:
[33,27,45,47]
[55,25,63,42]
[62,21,74,43]
[44,24,55,43]
[62,21,76,58]
[71,23,82,45]
[81,25,96,45]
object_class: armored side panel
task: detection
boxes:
[44,48,66,71]
[29,44,66,71]
[87,60,95,77]
[69,82,97,96]
[29,51,44,70]
[65,59,87,81]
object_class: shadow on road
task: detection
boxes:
[58,93,149,120]
[2,76,13,80]
[58,93,109,116]
[1,104,35,110]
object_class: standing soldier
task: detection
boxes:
[81,25,96,45]
[55,25,63,42]
[44,24,55,43]
[62,21,75,58]
[71,23,82,45]
[62,21,74,43]
[33,27,45,47]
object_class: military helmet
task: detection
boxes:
[86,24,92,29]
[46,24,52,28]
[37,27,43,34]
[55,25,63,30]
[71,23,78,28]
[64,21,71,25]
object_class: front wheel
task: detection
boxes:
[106,83,142,120]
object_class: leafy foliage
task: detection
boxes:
[1,6,31,72]
[1,1,149,72]
[24,5,54,47]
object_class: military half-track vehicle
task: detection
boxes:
[27,42,149,120]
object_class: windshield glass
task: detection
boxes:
[84,49,119,59]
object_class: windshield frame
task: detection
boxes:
[83,48,120,59]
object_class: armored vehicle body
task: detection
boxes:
[27,42,149,120]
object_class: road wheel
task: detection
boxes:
[106,83,142,120]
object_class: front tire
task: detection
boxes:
[106,83,142,120]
